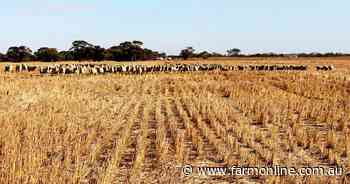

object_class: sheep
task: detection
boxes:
[40,66,48,74]
[328,65,335,71]
[16,65,23,72]
[237,65,244,70]
[20,64,27,72]
[81,66,91,75]
[60,67,67,74]
[98,67,105,74]
[7,63,333,76]
[92,67,98,75]
[27,65,37,72]
[4,65,10,72]
[316,65,334,71]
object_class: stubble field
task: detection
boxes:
[0,58,349,184]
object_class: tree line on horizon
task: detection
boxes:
[0,41,349,62]
[0,40,166,62]
[179,47,350,59]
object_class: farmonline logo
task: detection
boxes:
[182,165,344,177]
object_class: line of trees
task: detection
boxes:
[0,40,164,62]
[241,52,350,58]
[1,42,350,62]
[179,47,226,60]
[179,47,350,60]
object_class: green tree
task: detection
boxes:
[227,48,241,56]
[198,51,211,59]
[58,51,74,61]
[142,48,159,60]
[6,46,34,62]
[106,41,148,61]
[180,47,195,60]
[132,40,144,48]
[105,46,123,61]
[91,46,105,61]
[35,47,59,62]
[70,40,94,61]
[159,52,167,58]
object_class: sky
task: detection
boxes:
[0,0,349,55]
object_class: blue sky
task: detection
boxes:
[1,0,349,54]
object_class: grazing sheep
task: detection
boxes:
[92,68,98,75]
[328,65,335,71]
[16,65,23,72]
[238,65,244,70]
[40,66,48,74]
[74,67,81,75]
[20,64,26,72]
[316,65,334,71]
[98,67,104,74]
[27,65,37,72]
[81,66,91,75]
[269,65,276,71]
[61,67,67,74]
[8,63,332,76]
[4,65,10,72]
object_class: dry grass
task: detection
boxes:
[0,58,349,183]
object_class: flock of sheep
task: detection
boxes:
[3,63,334,75]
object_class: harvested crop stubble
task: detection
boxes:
[0,63,349,183]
